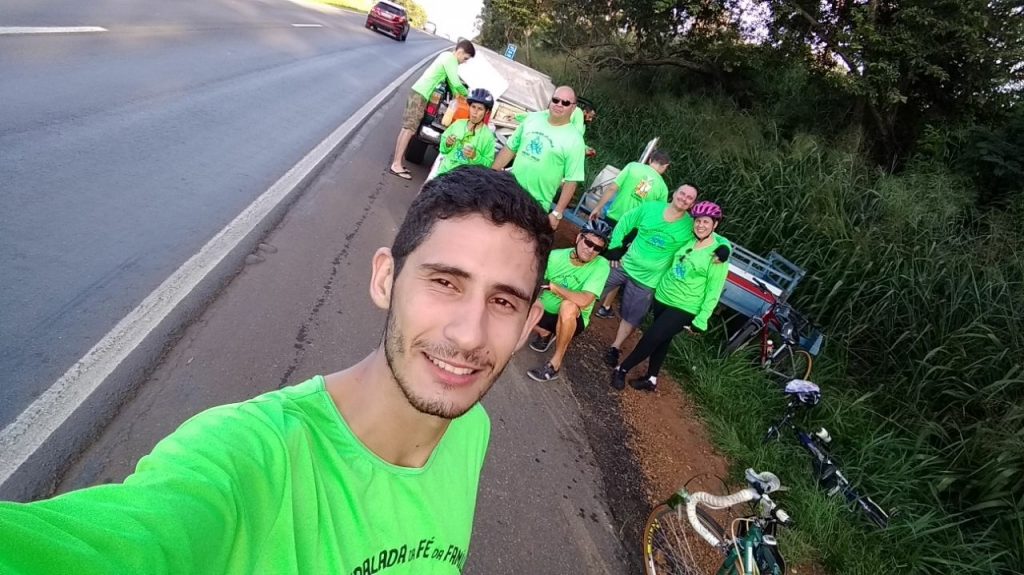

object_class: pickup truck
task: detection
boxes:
[404,45,555,165]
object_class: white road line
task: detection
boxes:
[0,26,108,35]
[0,48,444,489]
[291,23,324,28]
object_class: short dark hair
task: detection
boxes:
[455,39,475,57]
[648,150,671,166]
[392,166,553,296]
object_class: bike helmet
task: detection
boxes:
[690,201,723,220]
[582,219,613,243]
[467,88,495,110]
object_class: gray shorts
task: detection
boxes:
[600,266,654,326]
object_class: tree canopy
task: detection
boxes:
[392,0,427,28]
[477,0,1024,166]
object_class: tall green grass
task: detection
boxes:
[561,69,1024,573]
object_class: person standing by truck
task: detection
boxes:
[492,86,587,230]
[588,150,671,227]
[389,39,475,180]
[436,89,496,176]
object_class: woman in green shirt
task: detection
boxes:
[611,201,731,392]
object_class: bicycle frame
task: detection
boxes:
[766,400,891,529]
[718,523,785,575]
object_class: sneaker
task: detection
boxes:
[529,333,554,353]
[630,376,657,392]
[603,346,620,368]
[595,306,616,319]
[610,367,626,390]
[527,362,560,382]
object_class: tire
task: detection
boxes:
[642,503,724,575]
[400,30,408,41]
[405,136,428,164]
[723,320,760,356]
[765,346,813,382]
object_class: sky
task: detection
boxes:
[416,0,483,41]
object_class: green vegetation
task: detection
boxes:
[318,0,371,12]
[480,2,1024,573]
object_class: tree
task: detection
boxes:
[392,0,427,29]
[476,0,554,64]
[766,0,1024,164]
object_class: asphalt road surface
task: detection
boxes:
[0,0,450,427]
[53,77,633,572]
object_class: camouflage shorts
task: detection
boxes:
[401,90,428,131]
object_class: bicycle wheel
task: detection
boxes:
[642,503,725,575]
[765,346,813,381]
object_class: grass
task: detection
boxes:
[315,0,371,12]
[531,56,1024,574]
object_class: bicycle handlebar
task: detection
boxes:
[686,488,760,547]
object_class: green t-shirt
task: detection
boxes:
[514,108,586,135]
[0,377,490,575]
[655,234,732,331]
[506,111,586,209]
[539,248,611,327]
[609,203,695,289]
[411,52,468,100]
[437,120,497,176]
[606,162,669,221]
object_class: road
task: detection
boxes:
[0,0,449,427]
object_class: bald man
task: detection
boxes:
[493,86,587,230]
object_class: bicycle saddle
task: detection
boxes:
[784,379,821,405]
[745,469,783,494]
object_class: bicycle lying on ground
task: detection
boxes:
[723,282,821,382]
[764,380,890,529]
[642,469,791,575]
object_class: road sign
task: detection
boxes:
[504,43,517,59]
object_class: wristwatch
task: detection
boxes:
[550,210,563,220]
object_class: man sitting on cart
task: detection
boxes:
[526,222,612,382]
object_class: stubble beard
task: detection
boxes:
[382,309,507,420]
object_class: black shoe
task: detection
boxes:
[529,333,554,353]
[630,376,657,392]
[527,362,560,382]
[603,346,620,368]
[595,306,615,319]
[610,368,626,390]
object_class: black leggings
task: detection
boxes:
[619,301,695,377]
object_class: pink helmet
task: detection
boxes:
[690,201,723,220]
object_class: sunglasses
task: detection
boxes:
[580,237,605,252]
[551,97,575,106]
